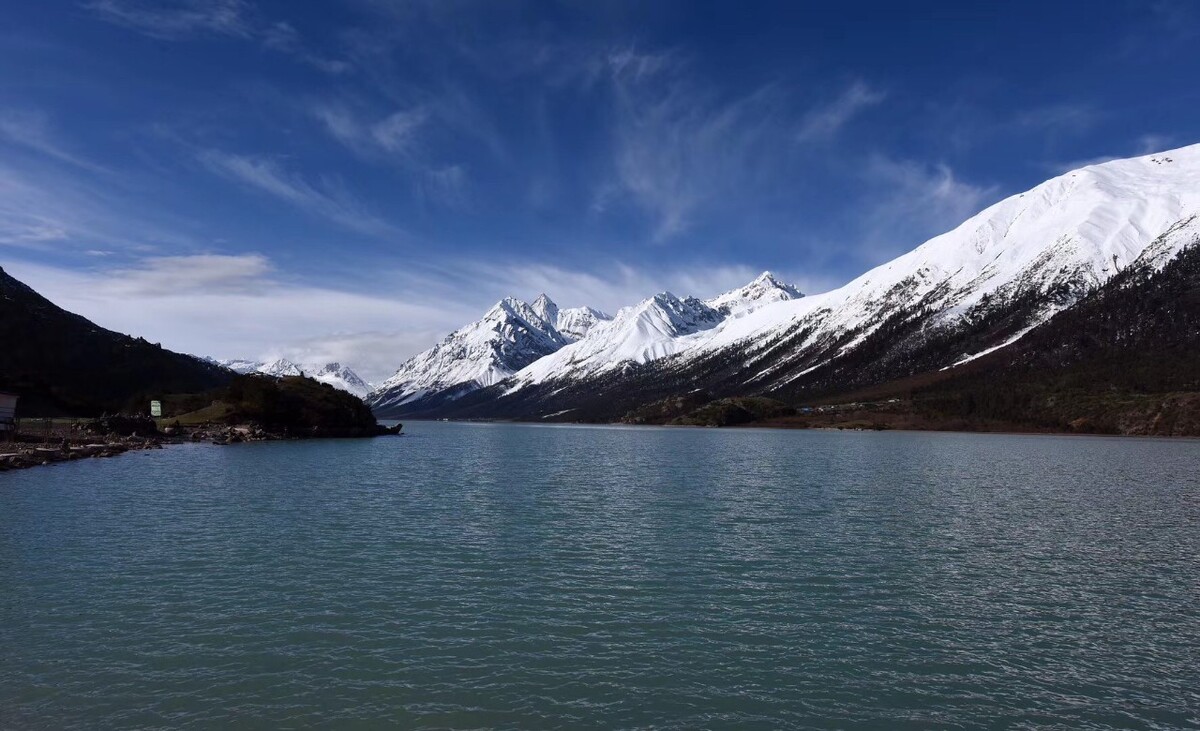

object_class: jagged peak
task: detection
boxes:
[565,305,612,319]
[531,292,559,325]
[485,296,529,319]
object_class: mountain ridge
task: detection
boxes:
[369,143,1200,426]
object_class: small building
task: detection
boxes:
[0,391,18,437]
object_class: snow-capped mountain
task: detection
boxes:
[209,357,371,398]
[368,295,588,412]
[215,358,261,375]
[370,143,1200,420]
[673,147,1200,379]
[505,272,803,390]
[554,305,611,341]
[310,362,372,399]
[368,275,793,412]
[705,271,803,316]
[509,292,723,387]
[257,358,305,377]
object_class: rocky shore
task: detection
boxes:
[0,438,161,471]
[0,416,403,473]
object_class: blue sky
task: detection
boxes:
[2,0,1198,379]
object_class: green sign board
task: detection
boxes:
[150,400,163,418]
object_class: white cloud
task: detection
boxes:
[105,253,273,296]
[795,81,886,143]
[198,150,400,237]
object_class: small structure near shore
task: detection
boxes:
[0,392,18,441]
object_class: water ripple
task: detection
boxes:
[1,426,1198,729]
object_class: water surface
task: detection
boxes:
[2,423,1198,729]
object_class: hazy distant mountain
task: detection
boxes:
[209,358,371,399]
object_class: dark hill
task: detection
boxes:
[165,374,393,438]
[0,265,231,416]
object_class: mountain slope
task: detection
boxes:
[0,266,231,416]
[905,230,1200,434]
[379,144,1200,422]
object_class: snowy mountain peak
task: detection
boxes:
[706,271,804,315]
[312,362,371,398]
[486,296,560,334]
[368,294,574,412]
[211,357,260,374]
[555,305,612,342]
[751,271,798,292]
[259,358,304,377]
[508,291,722,388]
[531,293,559,326]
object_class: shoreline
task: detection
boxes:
[390,416,1200,440]
[0,438,162,472]
[1,420,403,473]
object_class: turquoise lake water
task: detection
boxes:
[1,422,1198,729]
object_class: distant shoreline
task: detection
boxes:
[387,417,1200,440]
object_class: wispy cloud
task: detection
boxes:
[0,159,195,252]
[857,156,1000,263]
[0,109,105,172]
[85,1,351,73]
[84,0,251,40]
[308,101,468,207]
[260,21,353,74]
[795,80,886,143]
[310,102,428,157]
[198,150,399,237]
[603,49,787,241]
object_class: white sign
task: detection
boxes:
[150,400,163,418]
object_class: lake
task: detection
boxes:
[1,423,1198,729]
